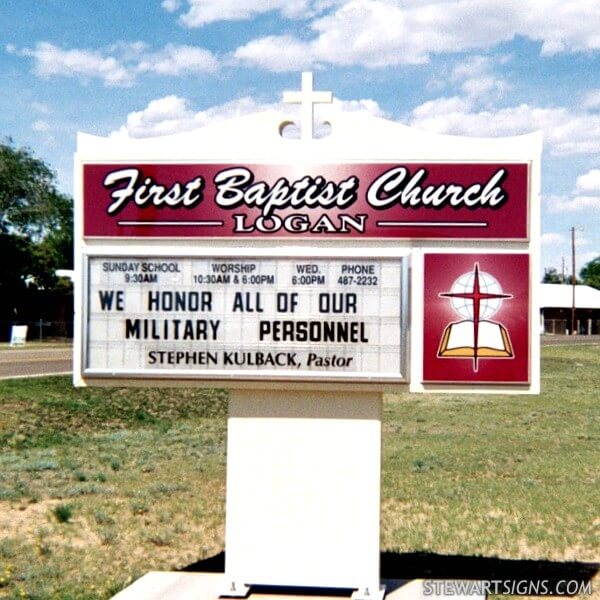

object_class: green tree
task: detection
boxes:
[0,138,73,289]
[0,232,31,317]
[542,267,562,283]
[579,256,600,290]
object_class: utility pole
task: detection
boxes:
[570,227,583,335]
[561,256,566,283]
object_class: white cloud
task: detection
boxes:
[234,35,314,72]
[410,96,472,122]
[532,2,600,56]
[30,118,55,146]
[113,95,200,137]
[7,41,218,87]
[161,0,181,12]
[547,193,600,213]
[407,96,600,156]
[175,0,318,27]
[110,95,280,138]
[31,101,50,114]
[575,169,600,193]
[582,89,600,111]
[137,44,218,75]
[547,169,600,213]
[568,196,600,210]
[578,236,592,247]
[541,232,565,246]
[450,55,510,101]
[580,250,600,265]
[230,0,600,71]
[111,93,385,138]
[32,120,50,132]
[8,42,131,87]
[328,97,386,118]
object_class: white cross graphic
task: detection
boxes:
[283,72,333,140]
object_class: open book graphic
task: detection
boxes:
[438,320,513,357]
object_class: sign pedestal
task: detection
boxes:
[224,389,384,600]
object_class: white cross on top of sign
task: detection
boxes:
[283,72,333,140]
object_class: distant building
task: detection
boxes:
[540,284,600,335]
[56,269,75,282]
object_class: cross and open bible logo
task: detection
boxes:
[438,263,513,371]
[423,254,530,384]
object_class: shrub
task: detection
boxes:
[52,503,74,523]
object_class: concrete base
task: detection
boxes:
[110,573,486,600]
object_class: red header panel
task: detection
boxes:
[83,163,529,239]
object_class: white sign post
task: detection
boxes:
[74,72,541,600]
[225,390,383,598]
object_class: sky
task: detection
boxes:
[1,0,599,276]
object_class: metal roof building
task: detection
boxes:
[540,284,600,335]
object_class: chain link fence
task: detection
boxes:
[2,320,74,342]
[543,318,600,336]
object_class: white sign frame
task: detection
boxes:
[74,119,541,394]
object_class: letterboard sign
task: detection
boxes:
[84,256,407,382]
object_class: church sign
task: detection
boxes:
[74,73,541,599]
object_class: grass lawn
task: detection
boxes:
[0,344,598,599]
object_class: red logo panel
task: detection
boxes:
[423,253,530,384]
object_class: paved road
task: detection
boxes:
[0,345,73,379]
[0,337,596,380]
